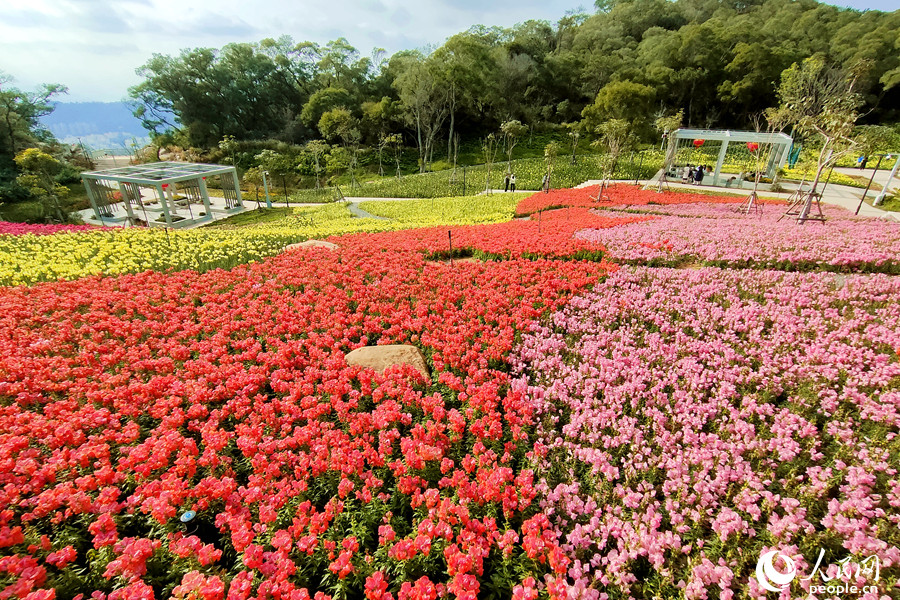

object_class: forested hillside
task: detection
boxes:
[129,0,899,150]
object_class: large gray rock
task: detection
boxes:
[284,240,339,251]
[345,344,429,378]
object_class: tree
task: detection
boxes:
[486,50,538,124]
[431,36,479,163]
[0,75,67,204]
[14,148,69,221]
[500,120,527,173]
[393,55,448,173]
[655,109,683,152]
[301,87,353,129]
[0,76,67,158]
[482,133,501,194]
[739,112,778,213]
[565,122,581,165]
[544,142,560,191]
[593,118,634,180]
[582,80,655,137]
[255,149,294,202]
[361,97,396,148]
[218,135,239,170]
[130,40,311,147]
[653,109,684,187]
[855,125,899,158]
[303,140,329,190]
[242,166,264,206]
[376,134,391,177]
[770,55,866,220]
[318,108,362,188]
[385,133,404,179]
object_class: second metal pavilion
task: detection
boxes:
[80,162,244,227]
[669,128,794,187]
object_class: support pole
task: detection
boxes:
[198,177,213,217]
[712,137,729,187]
[818,166,835,198]
[230,167,244,207]
[82,176,102,222]
[855,154,885,215]
[262,171,272,209]
[167,184,178,218]
[157,184,173,227]
[873,155,899,206]
[117,182,136,224]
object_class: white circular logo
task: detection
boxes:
[756,550,797,593]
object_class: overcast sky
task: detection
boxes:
[0,0,895,103]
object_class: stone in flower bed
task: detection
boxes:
[578,202,900,273]
[345,344,429,377]
[284,239,340,251]
[513,266,900,599]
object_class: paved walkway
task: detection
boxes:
[76,195,252,230]
[580,176,898,221]
[347,202,390,220]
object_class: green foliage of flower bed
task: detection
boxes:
[287,153,662,201]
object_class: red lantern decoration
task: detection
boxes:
[693,139,705,147]
[747,142,759,152]
[162,184,168,189]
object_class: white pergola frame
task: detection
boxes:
[81,161,243,227]
[672,129,794,187]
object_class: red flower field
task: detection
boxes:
[0,213,628,599]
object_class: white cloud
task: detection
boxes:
[0,0,577,101]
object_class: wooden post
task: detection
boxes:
[855,154,885,215]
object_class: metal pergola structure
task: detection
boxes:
[81,162,243,227]
[670,129,794,187]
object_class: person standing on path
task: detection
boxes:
[510,173,517,192]
[503,172,511,192]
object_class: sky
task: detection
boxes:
[0,0,896,103]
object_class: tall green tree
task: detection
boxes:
[581,80,655,137]
[393,54,448,173]
[0,75,67,204]
[0,75,66,158]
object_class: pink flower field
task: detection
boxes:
[579,203,900,273]
[0,222,96,236]
[512,266,900,599]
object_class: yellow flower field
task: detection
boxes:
[0,194,525,286]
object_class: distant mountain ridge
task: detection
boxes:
[41,101,150,152]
